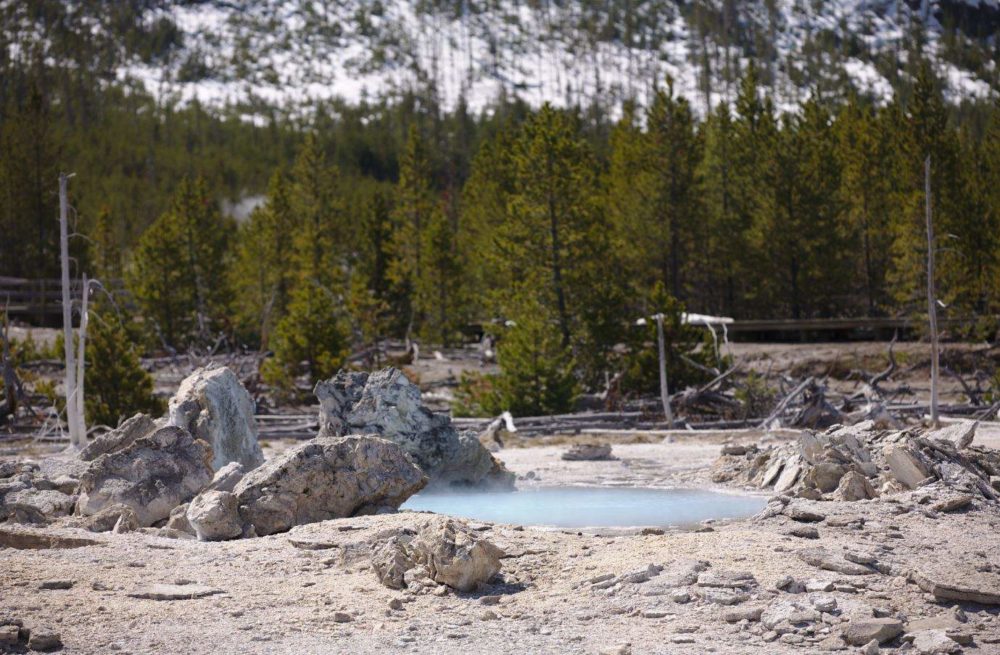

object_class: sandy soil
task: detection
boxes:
[5,429,1000,654]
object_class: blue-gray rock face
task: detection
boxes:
[315,368,514,489]
[168,365,265,472]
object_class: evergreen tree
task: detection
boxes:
[127,176,231,348]
[84,309,164,428]
[262,136,349,393]
[492,105,610,348]
[415,205,464,345]
[639,80,703,300]
[490,294,579,417]
[230,170,298,346]
[699,102,745,316]
[835,95,896,315]
[90,207,123,282]
[389,124,436,337]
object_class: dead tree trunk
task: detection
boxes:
[75,274,89,441]
[925,156,940,428]
[655,313,673,426]
[59,173,81,447]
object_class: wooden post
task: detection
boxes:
[655,313,673,426]
[925,156,939,428]
[59,173,80,447]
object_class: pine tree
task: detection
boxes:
[491,294,578,417]
[90,207,123,282]
[834,95,896,315]
[127,176,231,348]
[639,79,703,300]
[887,62,961,314]
[415,205,464,345]
[699,102,744,315]
[492,104,607,347]
[262,136,349,393]
[389,124,436,337]
[84,309,164,428]
[230,170,298,346]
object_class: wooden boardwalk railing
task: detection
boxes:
[0,277,128,325]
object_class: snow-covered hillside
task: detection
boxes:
[4,0,998,116]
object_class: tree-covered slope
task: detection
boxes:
[3,0,997,118]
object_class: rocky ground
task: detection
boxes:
[5,423,1000,654]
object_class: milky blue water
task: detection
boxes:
[401,486,766,529]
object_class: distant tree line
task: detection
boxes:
[2,51,999,412]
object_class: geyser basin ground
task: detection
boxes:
[401,486,767,529]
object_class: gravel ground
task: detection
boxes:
[5,429,1000,654]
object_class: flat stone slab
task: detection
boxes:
[127,584,222,601]
[0,528,100,550]
[797,547,875,575]
[912,569,1000,605]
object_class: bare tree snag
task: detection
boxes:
[925,156,940,428]
[59,172,81,447]
[75,274,89,441]
[654,313,673,426]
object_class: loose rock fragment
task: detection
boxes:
[842,618,903,646]
[562,444,615,461]
[27,628,61,652]
[127,584,222,600]
[911,629,961,654]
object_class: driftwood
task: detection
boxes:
[760,377,814,430]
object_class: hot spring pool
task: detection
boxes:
[400,486,767,529]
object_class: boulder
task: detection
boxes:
[774,455,803,493]
[808,462,846,493]
[315,368,514,488]
[79,413,158,461]
[75,426,214,526]
[371,517,503,592]
[187,491,242,541]
[561,444,614,461]
[168,365,264,471]
[235,435,426,536]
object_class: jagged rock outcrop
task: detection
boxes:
[234,435,426,537]
[713,420,999,502]
[371,516,503,592]
[168,365,264,472]
[79,413,158,461]
[75,426,214,526]
[315,368,514,488]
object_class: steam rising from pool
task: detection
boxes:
[401,487,766,529]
